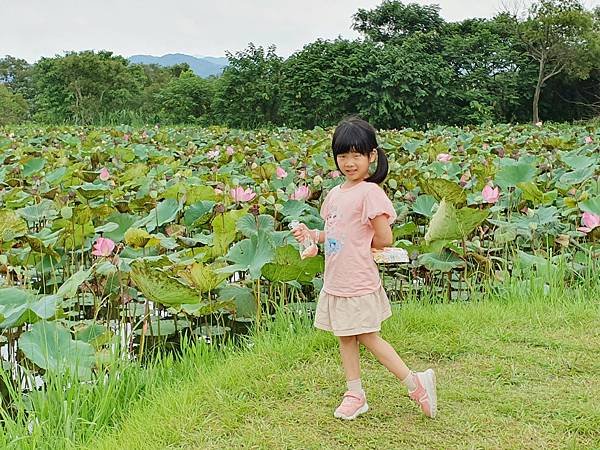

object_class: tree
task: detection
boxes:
[211,44,283,128]
[0,56,35,111]
[440,14,536,124]
[130,63,180,119]
[281,39,377,128]
[352,0,445,44]
[154,70,214,123]
[521,0,600,123]
[0,84,28,125]
[357,37,452,129]
[32,51,143,124]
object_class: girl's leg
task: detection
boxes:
[357,332,437,418]
[334,335,368,420]
[356,332,410,380]
[338,335,360,382]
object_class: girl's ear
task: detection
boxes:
[369,149,377,163]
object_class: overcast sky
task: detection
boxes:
[3,0,600,62]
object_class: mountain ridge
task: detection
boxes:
[128,53,228,78]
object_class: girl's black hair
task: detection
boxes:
[331,117,389,184]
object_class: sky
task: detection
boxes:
[2,0,600,62]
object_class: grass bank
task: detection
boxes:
[83,276,600,450]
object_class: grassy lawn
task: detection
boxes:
[86,280,600,450]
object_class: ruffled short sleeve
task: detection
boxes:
[361,185,397,225]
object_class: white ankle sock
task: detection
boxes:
[347,378,364,395]
[402,372,417,391]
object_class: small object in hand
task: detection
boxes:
[301,243,318,259]
[289,220,318,259]
[373,247,409,264]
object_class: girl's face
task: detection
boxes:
[336,149,376,183]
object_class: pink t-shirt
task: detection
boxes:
[320,181,397,297]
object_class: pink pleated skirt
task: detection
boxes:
[314,286,392,336]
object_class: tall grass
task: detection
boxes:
[0,338,222,449]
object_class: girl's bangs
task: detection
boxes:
[332,126,375,157]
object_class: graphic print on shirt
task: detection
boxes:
[324,203,344,256]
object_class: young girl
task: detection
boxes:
[293,117,437,420]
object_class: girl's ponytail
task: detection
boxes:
[365,147,389,184]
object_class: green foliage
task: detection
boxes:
[0,288,59,328]
[262,244,324,283]
[521,0,600,122]
[32,51,144,124]
[154,70,214,123]
[0,55,35,108]
[440,14,536,124]
[223,231,276,279]
[352,0,445,43]
[424,199,489,245]
[212,44,283,128]
[0,84,28,125]
[19,320,97,379]
[130,261,201,306]
[280,39,373,129]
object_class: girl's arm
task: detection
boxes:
[370,215,393,249]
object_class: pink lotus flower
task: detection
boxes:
[226,146,235,156]
[214,188,223,195]
[329,170,341,178]
[437,153,452,163]
[482,143,489,151]
[585,136,594,144]
[99,167,110,181]
[578,211,600,233]
[230,187,256,202]
[123,133,130,142]
[276,167,288,179]
[482,185,500,204]
[290,185,310,201]
[206,150,220,159]
[92,237,115,257]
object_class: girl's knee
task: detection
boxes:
[357,332,379,345]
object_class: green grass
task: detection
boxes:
[1,272,598,449]
[82,278,600,450]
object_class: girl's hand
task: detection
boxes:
[291,223,311,243]
[371,248,383,257]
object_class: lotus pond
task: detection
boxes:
[0,123,598,389]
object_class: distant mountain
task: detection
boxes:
[128,53,228,78]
